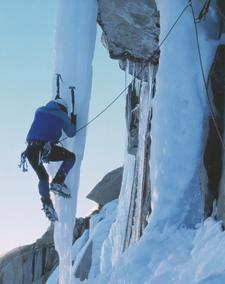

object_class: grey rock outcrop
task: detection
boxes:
[218,0,225,18]
[212,45,225,222]
[87,167,123,206]
[203,45,225,219]
[0,218,89,284]
[218,0,225,34]
[0,225,57,284]
[97,0,159,64]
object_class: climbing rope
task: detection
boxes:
[189,1,225,150]
[61,3,191,141]
[60,1,225,150]
[158,3,191,48]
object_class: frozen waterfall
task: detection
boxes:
[51,1,97,283]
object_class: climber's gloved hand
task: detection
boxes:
[71,113,77,125]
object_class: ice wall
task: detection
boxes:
[101,65,154,270]
[47,1,222,283]
[149,0,219,231]
[52,1,97,283]
[100,0,221,272]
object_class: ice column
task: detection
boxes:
[150,0,218,230]
[52,1,97,283]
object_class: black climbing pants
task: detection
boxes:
[26,142,76,198]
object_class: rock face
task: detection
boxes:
[97,0,159,63]
[0,225,57,284]
[211,45,225,222]
[204,45,225,218]
[218,0,225,17]
[87,167,123,206]
[218,0,225,34]
[0,218,89,284]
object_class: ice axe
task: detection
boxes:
[69,86,77,126]
[55,73,63,99]
[69,86,76,114]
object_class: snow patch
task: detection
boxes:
[82,218,225,284]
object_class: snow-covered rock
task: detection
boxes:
[72,201,118,282]
[82,218,225,284]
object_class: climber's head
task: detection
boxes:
[54,98,68,113]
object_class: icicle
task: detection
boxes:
[120,63,155,248]
[52,1,97,283]
[125,58,129,89]
[133,65,153,241]
[103,64,154,260]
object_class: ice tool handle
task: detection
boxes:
[55,73,63,99]
[69,86,77,127]
[69,86,76,115]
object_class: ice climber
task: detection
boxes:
[24,98,76,222]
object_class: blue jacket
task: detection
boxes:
[26,101,76,142]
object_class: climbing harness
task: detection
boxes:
[19,141,53,172]
[40,141,52,164]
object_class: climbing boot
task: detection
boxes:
[41,197,58,222]
[50,183,71,198]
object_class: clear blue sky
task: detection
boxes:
[0,1,126,255]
